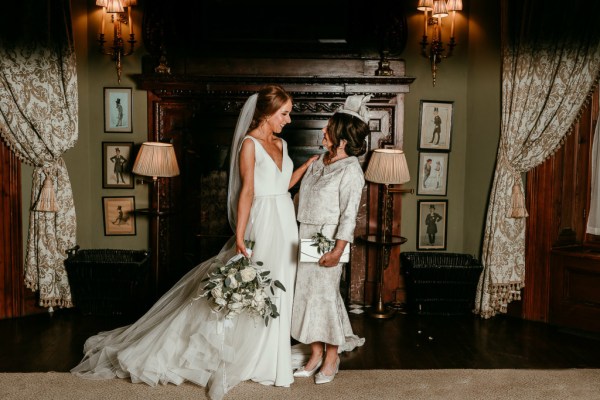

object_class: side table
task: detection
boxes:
[360,234,407,319]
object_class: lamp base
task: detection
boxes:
[387,301,407,313]
[369,300,395,319]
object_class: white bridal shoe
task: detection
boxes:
[293,359,323,378]
[314,357,340,384]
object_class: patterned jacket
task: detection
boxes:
[296,155,365,243]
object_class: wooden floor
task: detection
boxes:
[1,307,600,373]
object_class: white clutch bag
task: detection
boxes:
[299,239,350,263]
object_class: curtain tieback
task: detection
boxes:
[508,170,528,218]
[34,165,58,213]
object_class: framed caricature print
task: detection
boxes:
[418,100,453,151]
[102,196,137,236]
[417,199,448,250]
[104,87,133,133]
[417,152,449,196]
[102,141,134,189]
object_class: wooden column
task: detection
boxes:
[0,140,24,319]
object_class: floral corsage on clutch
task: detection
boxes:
[299,227,350,263]
[197,240,285,326]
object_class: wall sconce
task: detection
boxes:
[97,0,137,84]
[418,0,463,86]
[364,149,411,318]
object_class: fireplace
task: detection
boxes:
[135,72,414,306]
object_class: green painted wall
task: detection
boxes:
[22,1,150,254]
[22,0,501,261]
[400,0,500,257]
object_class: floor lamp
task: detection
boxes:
[364,148,411,318]
[132,142,180,297]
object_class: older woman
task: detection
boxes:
[291,94,370,384]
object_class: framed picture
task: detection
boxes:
[417,199,448,250]
[102,141,134,188]
[368,118,381,132]
[418,100,453,151]
[417,152,449,196]
[102,196,137,236]
[104,87,132,133]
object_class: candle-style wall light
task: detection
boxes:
[418,0,463,86]
[97,0,137,83]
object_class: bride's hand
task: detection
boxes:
[236,240,250,258]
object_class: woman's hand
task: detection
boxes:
[305,154,319,168]
[289,155,320,189]
[236,239,250,258]
[319,247,344,267]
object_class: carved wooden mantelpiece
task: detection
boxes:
[135,73,414,304]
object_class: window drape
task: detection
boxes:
[0,1,78,308]
[475,0,600,318]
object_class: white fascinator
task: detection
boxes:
[336,94,372,123]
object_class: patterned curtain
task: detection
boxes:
[0,1,78,308]
[475,0,600,318]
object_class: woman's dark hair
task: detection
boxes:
[248,85,293,131]
[324,112,369,161]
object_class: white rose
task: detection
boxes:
[240,267,257,282]
[215,297,227,307]
[231,293,243,302]
[226,275,239,289]
[211,286,223,299]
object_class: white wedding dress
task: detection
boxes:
[71,136,298,400]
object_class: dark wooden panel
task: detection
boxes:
[141,0,408,71]
[0,139,24,319]
[524,86,598,330]
[550,248,600,333]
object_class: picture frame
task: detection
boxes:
[102,196,137,236]
[104,87,132,133]
[417,152,449,196]
[102,141,134,189]
[417,199,448,250]
[418,100,453,151]
[368,118,381,132]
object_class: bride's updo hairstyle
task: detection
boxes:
[248,85,293,132]
[325,94,372,160]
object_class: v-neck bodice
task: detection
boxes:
[243,136,293,197]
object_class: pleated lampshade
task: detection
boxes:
[432,0,449,18]
[104,0,124,12]
[417,0,434,11]
[364,149,410,185]
[132,142,180,179]
[446,0,463,11]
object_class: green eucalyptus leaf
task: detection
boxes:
[273,280,286,292]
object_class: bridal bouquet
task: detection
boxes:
[198,240,286,326]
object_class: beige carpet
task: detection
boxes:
[1,370,599,400]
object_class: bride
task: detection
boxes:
[71,85,316,399]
